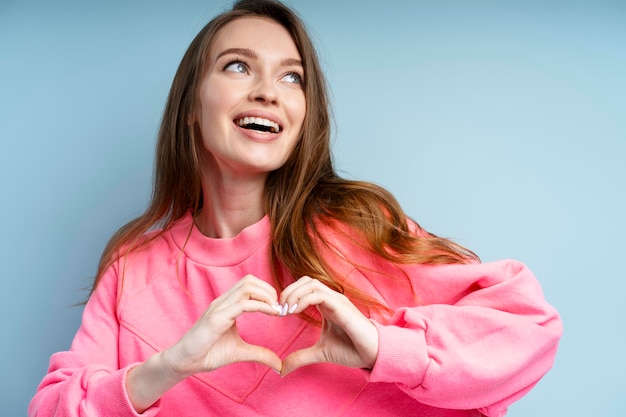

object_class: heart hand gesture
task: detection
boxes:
[279,276,379,376]
[163,275,283,378]
[127,274,379,413]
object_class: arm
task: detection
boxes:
[29,262,282,416]
[125,275,282,412]
[369,260,562,417]
[28,262,158,417]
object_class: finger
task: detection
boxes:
[213,275,278,311]
[234,299,282,316]
[230,275,279,305]
[210,282,281,317]
[282,291,328,315]
[279,275,315,304]
[282,286,346,319]
[280,277,337,314]
[236,274,279,297]
[283,290,377,361]
[280,345,325,377]
[211,299,281,324]
[199,298,281,339]
[237,342,283,373]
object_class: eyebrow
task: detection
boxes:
[216,48,303,67]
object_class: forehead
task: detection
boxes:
[211,17,301,60]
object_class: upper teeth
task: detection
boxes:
[236,117,280,133]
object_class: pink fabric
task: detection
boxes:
[29,214,561,417]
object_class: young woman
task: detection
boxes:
[29,1,562,416]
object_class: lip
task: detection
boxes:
[232,110,284,141]
[233,110,283,128]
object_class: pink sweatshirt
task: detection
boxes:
[29,214,562,417]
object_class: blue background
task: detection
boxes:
[1,0,624,415]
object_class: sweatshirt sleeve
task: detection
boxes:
[28,261,162,417]
[367,260,562,417]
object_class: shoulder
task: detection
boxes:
[97,214,194,304]
[125,214,192,265]
[400,258,541,305]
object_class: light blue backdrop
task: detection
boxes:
[1,0,624,415]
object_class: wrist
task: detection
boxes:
[159,347,195,381]
[126,352,187,413]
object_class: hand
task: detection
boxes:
[127,275,378,412]
[278,276,379,377]
[162,275,283,378]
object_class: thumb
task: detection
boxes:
[281,346,324,377]
[238,342,283,373]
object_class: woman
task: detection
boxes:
[29,1,562,416]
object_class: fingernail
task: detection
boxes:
[281,303,288,316]
[288,303,298,314]
[272,303,282,314]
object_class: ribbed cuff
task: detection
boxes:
[367,320,430,389]
[87,364,162,416]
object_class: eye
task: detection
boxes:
[224,61,248,74]
[281,71,303,85]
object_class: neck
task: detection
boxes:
[196,172,267,239]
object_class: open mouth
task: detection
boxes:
[235,117,281,133]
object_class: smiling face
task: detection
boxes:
[194,17,306,182]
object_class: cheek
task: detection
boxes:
[199,90,220,119]
[195,94,221,148]
[289,95,307,128]
[198,79,234,116]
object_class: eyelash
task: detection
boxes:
[224,59,249,74]
[223,59,304,85]
[283,71,304,85]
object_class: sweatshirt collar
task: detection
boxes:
[169,213,271,266]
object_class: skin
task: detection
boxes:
[125,17,379,413]
[194,16,306,239]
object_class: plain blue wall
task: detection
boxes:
[1,0,624,415]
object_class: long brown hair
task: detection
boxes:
[92,0,478,314]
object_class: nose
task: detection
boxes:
[249,75,278,105]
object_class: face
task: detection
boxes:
[195,17,306,182]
